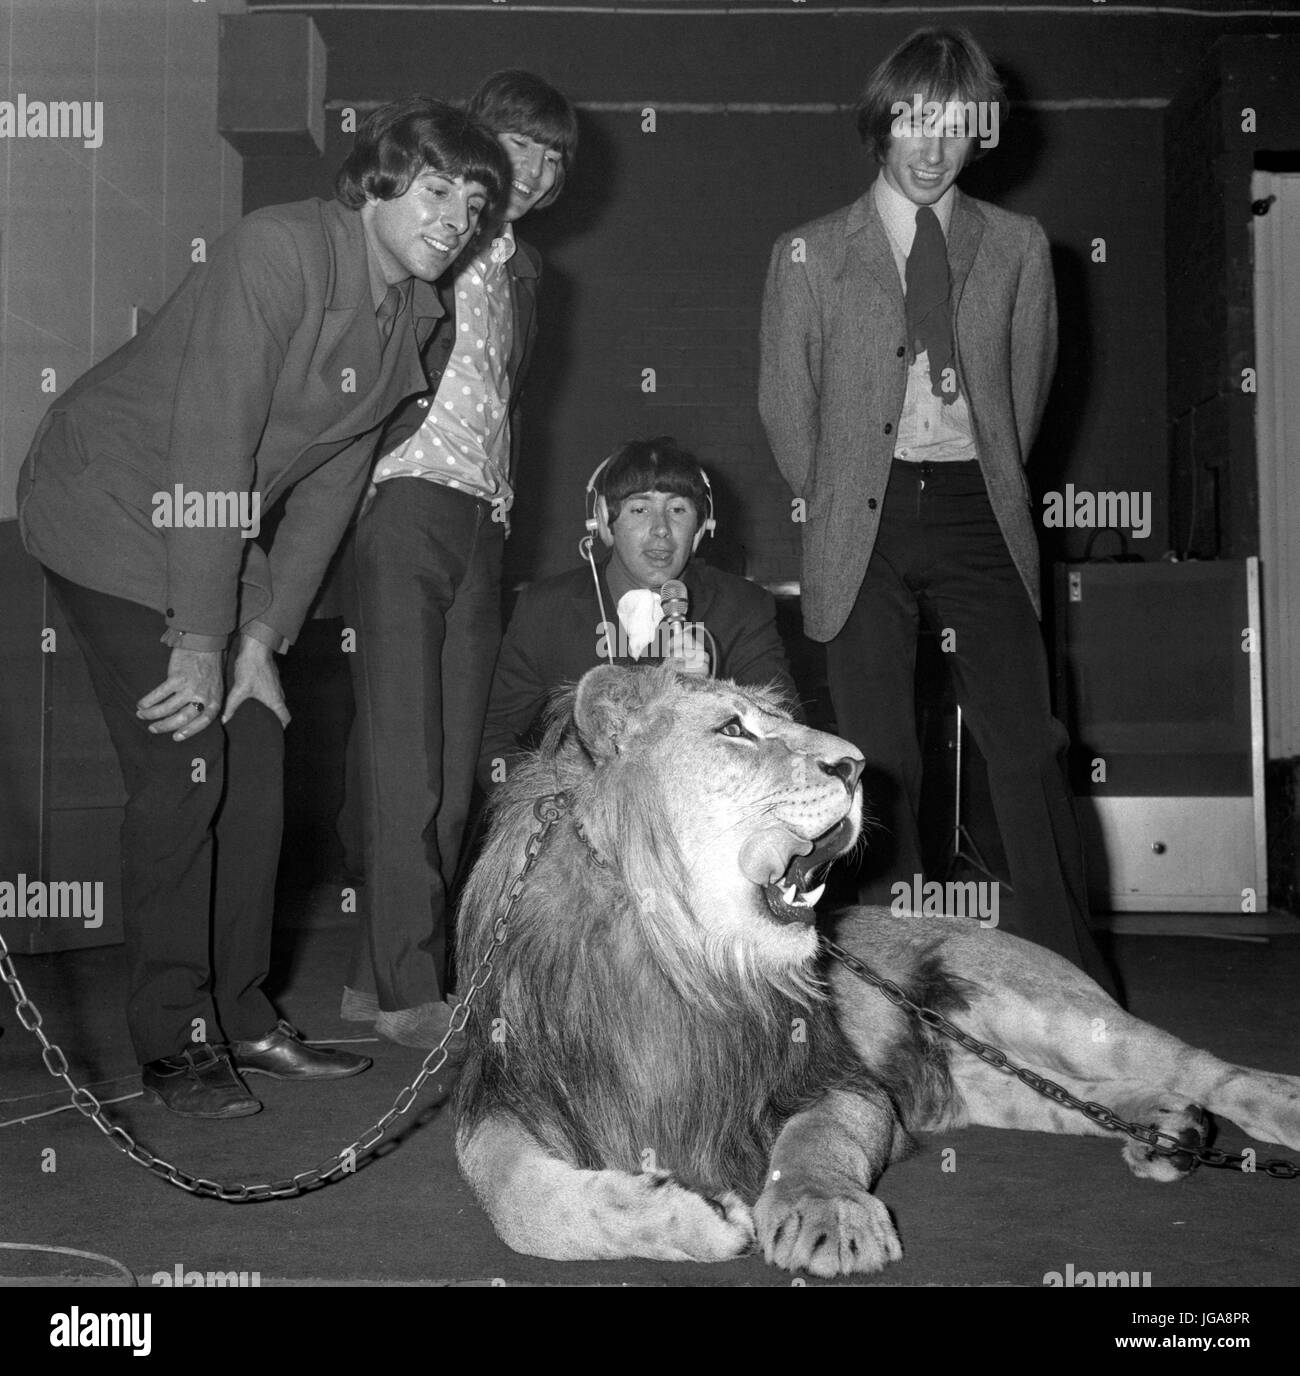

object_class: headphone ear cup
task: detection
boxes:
[594,494,614,544]
[698,467,716,538]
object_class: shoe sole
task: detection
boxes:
[235,1058,372,1081]
[143,1086,262,1119]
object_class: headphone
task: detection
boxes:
[581,450,716,555]
[579,449,719,672]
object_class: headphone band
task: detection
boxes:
[583,453,716,536]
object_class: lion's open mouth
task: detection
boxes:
[757,818,854,926]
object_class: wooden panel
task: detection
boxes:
[0,520,45,879]
[0,520,126,951]
[1080,795,1261,913]
[218,14,326,157]
[6,807,125,954]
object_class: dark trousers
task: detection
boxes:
[339,480,504,1010]
[45,572,283,1063]
[824,461,1115,995]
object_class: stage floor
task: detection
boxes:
[2,898,1298,1289]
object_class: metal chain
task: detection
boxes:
[0,793,569,1201]
[823,937,1300,1179]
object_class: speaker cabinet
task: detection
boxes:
[218,14,326,157]
[0,522,126,952]
[1054,558,1267,912]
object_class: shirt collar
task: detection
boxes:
[873,171,956,254]
[363,234,389,313]
[362,235,417,316]
[477,221,517,272]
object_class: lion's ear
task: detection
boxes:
[573,665,645,760]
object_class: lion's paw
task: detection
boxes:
[1121,1104,1209,1182]
[619,1174,756,1262]
[754,1188,901,1277]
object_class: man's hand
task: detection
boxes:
[667,623,710,677]
[137,648,225,741]
[222,635,292,728]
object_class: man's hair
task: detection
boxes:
[468,69,579,209]
[855,27,1006,164]
[598,437,709,527]
[335,95,510,210]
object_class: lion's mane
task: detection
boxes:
[453,686,885,1202]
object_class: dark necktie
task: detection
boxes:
[376,284,402,346]
[905,206,957,404]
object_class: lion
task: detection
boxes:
[453,664,1300,1276]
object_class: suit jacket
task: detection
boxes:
[372,235,541,479]
[18,197,443,647]
[478,559,798,786]
[759,185,1057,642]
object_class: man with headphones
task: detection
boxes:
[477,436,798,788]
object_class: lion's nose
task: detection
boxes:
[821,755,863,795]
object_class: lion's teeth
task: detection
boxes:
[780,883,798,906]
[802,882,826,908]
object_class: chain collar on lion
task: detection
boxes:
[572,815,609,869]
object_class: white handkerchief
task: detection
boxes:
[617,589,664,660]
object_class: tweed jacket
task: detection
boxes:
[18,198,443,648]
[759,184,1057,642]
[478,558,798,787]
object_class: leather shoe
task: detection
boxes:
[142,1044,261,1119]
[230,1019,371,1080]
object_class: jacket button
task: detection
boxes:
[896,346,905,358]
[883,422,893,435]
[417,398,430,408]
[867,499,878,511]
[166,608,175,617]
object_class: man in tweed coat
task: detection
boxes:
[759,27,1114,994]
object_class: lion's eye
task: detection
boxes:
[717,716,754,740]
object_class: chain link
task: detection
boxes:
[823,937,1299,1180]
[9,802,1293,1197]
[0,793,569,1201]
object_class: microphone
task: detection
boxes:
[660,578,716,677]
[660,579,688,625]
